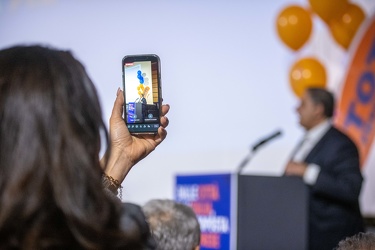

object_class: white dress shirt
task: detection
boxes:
[292,119,331,185]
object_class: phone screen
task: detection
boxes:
[122,54,161,134]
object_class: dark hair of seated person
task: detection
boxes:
[0,45,156,249]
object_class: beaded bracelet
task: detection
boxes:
[102,174,123,199]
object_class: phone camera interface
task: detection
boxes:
[124,60,160,133]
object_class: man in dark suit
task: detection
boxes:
[285,87,364,250]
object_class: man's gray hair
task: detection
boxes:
[142,199,201,250]
[335,232,375,250]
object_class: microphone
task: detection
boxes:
[237,129,282,174]
[251,130,282,152]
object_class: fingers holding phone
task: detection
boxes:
[103,88,170,184]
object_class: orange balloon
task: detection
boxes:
[308,0,349,23]
[329,3,366,50]
[276,5,313,51]
[289,57,326,98]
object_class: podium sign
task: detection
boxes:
[175,174,308,250]
[175,174,235,250]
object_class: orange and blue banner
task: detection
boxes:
[334,14,375,167]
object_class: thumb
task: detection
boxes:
[111,88,124,122]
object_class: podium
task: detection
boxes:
[175,173,308,250]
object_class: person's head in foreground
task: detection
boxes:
[0,45,155,249]
[142,199,201,250]
[335,232,375,250]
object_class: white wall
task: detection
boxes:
[0,0,374,215]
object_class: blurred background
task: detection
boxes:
[0,0,374,218]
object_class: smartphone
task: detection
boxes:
[122,54,162,135]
